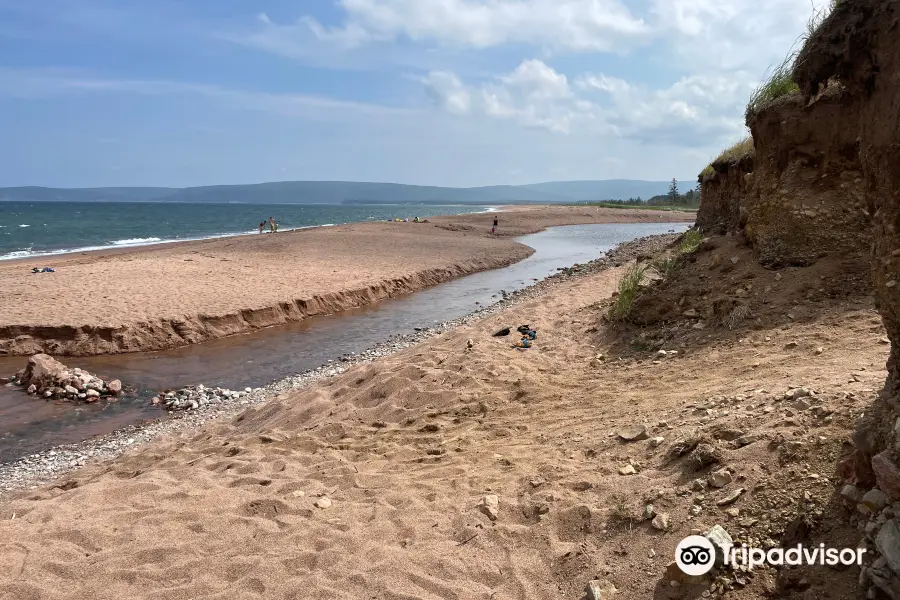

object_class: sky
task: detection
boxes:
[0,0,830,188]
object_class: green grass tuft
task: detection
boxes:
[713,137,754,165]
[700,164,716,181]
[608,264,647,322]
[679,229,703,254]
[747,57,800,116]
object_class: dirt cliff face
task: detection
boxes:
[695,155,754,235]
[794,0,900,493]
[745,92,870,266]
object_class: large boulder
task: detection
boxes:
[19,353,69,390]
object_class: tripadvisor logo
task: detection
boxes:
[675,535,866,574]
[676,535,717,576]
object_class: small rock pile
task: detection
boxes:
[4,353,122,402]
[841,483,900,598]
[155,384,253,411]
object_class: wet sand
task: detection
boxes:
[0,206,694,356]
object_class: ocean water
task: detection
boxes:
[0,202,493,260]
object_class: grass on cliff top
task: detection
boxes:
[715,137,754,165]
[747,0,841,116]
[700,137,753,182]
[747,58,800,116]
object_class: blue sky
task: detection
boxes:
[0,0,829,188]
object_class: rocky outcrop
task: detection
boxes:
[744,90,870,266]
[789,0,900,595]
[696,154,754,235]
[9,353,123,402]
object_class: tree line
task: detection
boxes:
[585,179,701,207]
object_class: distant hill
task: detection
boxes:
[0,180,697,205]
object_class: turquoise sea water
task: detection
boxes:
[0,202,492,260]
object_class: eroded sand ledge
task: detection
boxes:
[0,206,693,356]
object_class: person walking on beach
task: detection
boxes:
[492,216,499,235]
[259,221,265,234]
[269,216,275,233]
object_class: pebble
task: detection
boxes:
[708,469,733,489]
[619,465,637,476]
[478,494,500,520]
[651,513,670,531]
[716,488,746,506]
[314,497,332,509]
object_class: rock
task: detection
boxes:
[651,513,670,531]
[690,505,702,516]
[785,341,799,349]
[42,390,52,398]
[649,436,665,448]
[27,384,36,394]
[877,520,900,573]
[619,465,636,476]
[151,396,161,405]
[683,309,698,317]
[785,387,811,400]
[873,452,900,501]
[815,347,825,355]
[466,339,474,349]
[793,398,811,411]
[586,579,618,600]
[244,387,252,393]
[617,424,649,442]
[64,385,78,396]
[19,354,68,389]
[841,484,864,503]
[643,504,655,520]
[706,525,734,565]
[477,494,500,520]
[716,488,745,506]
[708,469,733,489]
[86,389,100,398]
[107,379,122,394]
[860,489,890,515]
[314,497,332,509]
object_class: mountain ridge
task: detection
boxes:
[0,179,696,205]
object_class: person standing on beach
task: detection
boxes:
[259,221,265,233]
[492,216,499,234]
[269,216,275,233]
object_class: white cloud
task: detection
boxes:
[426,60,751,144]
[422,71,471,114]
[233,0,649,57]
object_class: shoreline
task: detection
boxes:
[0,204,504,263]
[0,231,679,496]
[0,206,694,357]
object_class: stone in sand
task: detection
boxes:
[617,424,649,442]
[314,497,332,509]
[477,495,500,520]
[708,469,733,489]
[107,379,122,394]
[651,513,669,531]
[586,579,618,600]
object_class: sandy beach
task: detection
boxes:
[0,231,879,600]
[0,206,693,356]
